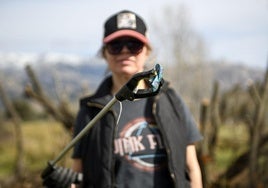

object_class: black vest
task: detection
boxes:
[76,78,191,188]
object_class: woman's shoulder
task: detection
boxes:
[79,76,113,106]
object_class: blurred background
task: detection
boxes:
[0,0,268,187]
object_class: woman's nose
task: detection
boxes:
[121,45,130,53]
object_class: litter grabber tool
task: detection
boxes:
[41,64,164,187]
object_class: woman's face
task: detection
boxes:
[104,37,150,78]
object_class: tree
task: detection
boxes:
[150,4,212,116]
[24,65,75,132]
[0,81,25,179]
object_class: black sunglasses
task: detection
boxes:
[105,39,144,55]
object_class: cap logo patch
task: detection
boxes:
[117,13,136,29]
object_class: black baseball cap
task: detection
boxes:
[103,10,149,45]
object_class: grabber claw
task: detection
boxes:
[115,64,164,101]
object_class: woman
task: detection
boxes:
[71,10,203,188]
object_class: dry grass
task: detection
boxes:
[206,122,249,182]
[0,120,250,187]
[0,120,72,181]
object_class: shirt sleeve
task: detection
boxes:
[184,104,203,144]
[166,87,203,145]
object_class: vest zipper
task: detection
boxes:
[111,106,119,188]
[152,95,178,188]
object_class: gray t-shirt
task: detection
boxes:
[113,98,173,188]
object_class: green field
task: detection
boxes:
[0,120,73,186]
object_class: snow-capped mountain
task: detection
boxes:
[0,51,93,68]
[0,52,265,107]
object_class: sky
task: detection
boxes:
[0,0,268,68]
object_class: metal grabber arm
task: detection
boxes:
[41,64,164,186]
